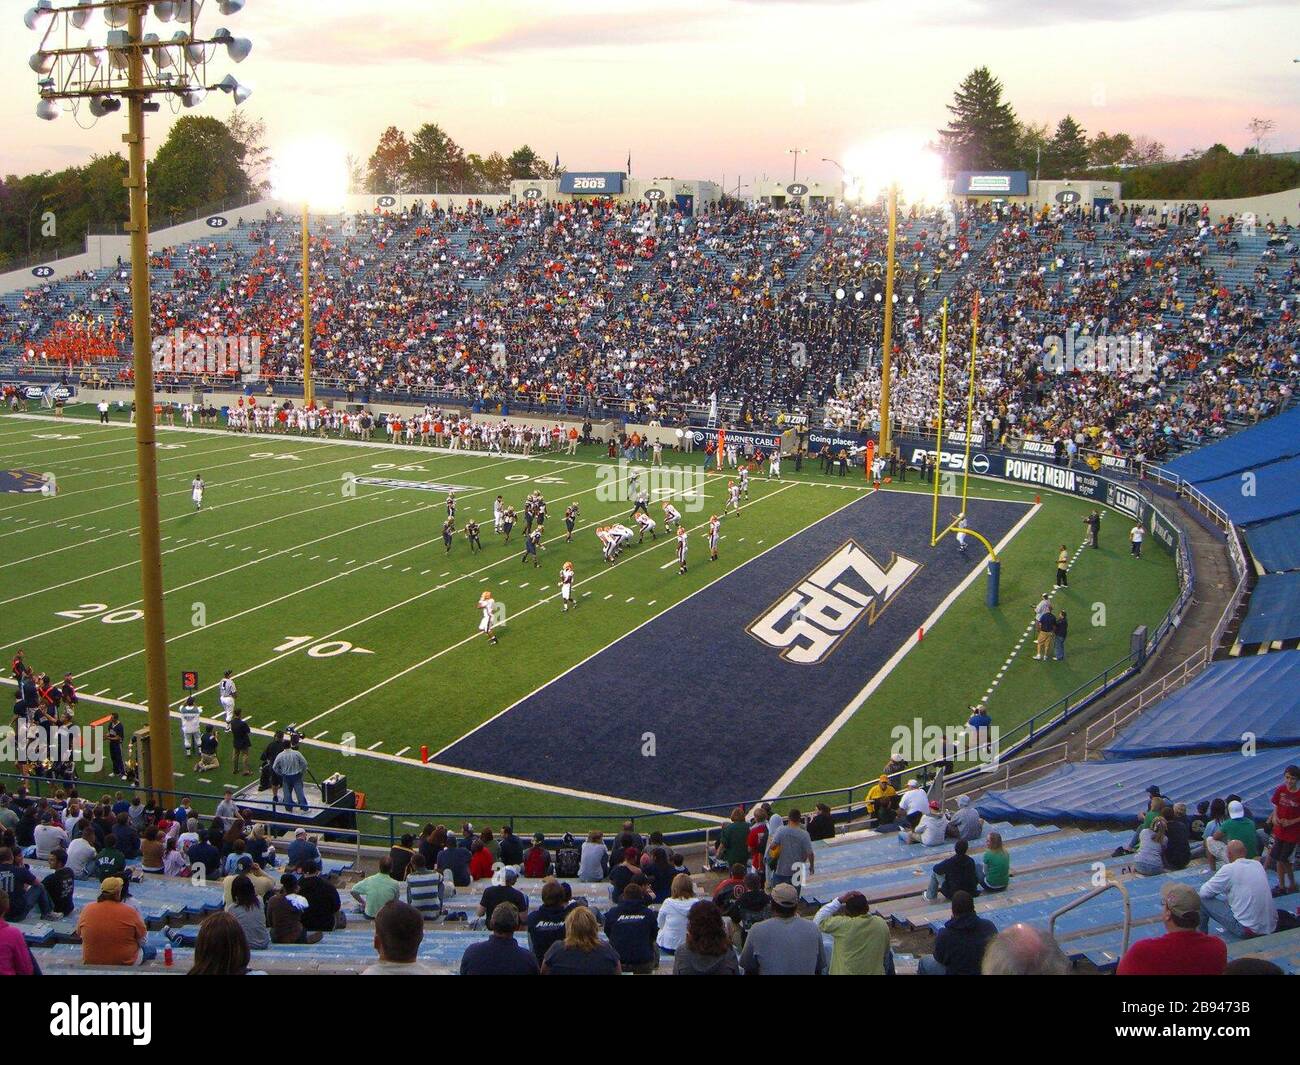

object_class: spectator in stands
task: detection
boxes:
[646,847,677,901]
[298,860,343,933]
[812,890,890,975]
[76,877,152,966]
[498,826,524,868]
[673,900,741,975]
[1133,817,1168,876]
[579,830,609,881]
[43,849,75,918]
[1116,883,1227,975]
[1117,789,1167,856]
[437,836,473,891]
[459,901,539,976]
[266,875,322,945]
[924,839,981,901]
[542,906,622,975]
[1164,803,1193,871]
[286,827,320,871]
[468,838,495,881]
[604,881,658,973]
[187,831,221,881]
[766,808,815,890]
[362,900,439,976]
[523,832,551,878]
[737,883,827,975]
[899,780,929,827]
[947,795,984,841]
[351,856,402,919]
[981,924,1070,975]
[225,873,270,951]
[715,807,751,868]
[712,863,748,905]
[222,856,274,905]
[247,823,275,868]
[188,911,262,976]
[1198,839,1278,940]
[807,803,835,841]
[980,832,1011,893]
[609,846,645,901]
[1206,800,1259,871]
[477,866,528,925]
[385,835,416,883]
[34,811,68,860]
[656,873,698,954]
[905,801,950,846]
[527,879,581,962]
[919,891,998,976]
[1268,764,1300,898]
[139,826,165,874]
[404,856,443,921]
[866,775,899,826]
[214,788,240,822]
[0,846,52,921]
[0,890,36,975]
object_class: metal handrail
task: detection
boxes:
[1049,878,1132,958]
[1083,645,1210,754]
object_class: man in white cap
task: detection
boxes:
[1206,800,1259,871]
[899,780,929,828]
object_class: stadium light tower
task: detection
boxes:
[272,140,350,410]
[26,0,253,796]
[841,134,945,459]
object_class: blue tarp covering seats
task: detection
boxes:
[1161,408,1300,484]
[975,746,1300,823]
[1244,514,1300,573]
[1238,573,1300,645]
[1194,455,1300,526]
[1104,653,1300,758]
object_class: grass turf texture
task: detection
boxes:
[0,410,1178,837]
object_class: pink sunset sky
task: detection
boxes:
[6,0,1299,183]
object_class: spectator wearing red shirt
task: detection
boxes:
[1269,765,1300,898]
[1116,883,1227,976]
[469,839,495,881]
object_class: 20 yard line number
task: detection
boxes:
[54,603,143,624]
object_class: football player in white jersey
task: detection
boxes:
[738,466,750,498]
[191,474,205,510]
[662,501,682,528]
[478,590,499,645]
[706,514,721,561]
[675,525,689,574]
[180,695,202,756]
[217,669,237,727]
[634,511,657,543]
[560,561,576,612]
[725,480,742,517]
[955,512,969,555]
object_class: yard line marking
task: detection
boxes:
[659,559,676,570]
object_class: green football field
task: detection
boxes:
[0,407,1179,838]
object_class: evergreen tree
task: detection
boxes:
[938,67,1020,171]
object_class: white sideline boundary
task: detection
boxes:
[765,499,1041,799]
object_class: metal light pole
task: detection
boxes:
[879,181,898,458]
[301,203,313,407]
[123,1,173,794]
[788,147,806,183]
[28,0,253,796]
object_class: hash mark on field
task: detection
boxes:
[440,571,450,577]
[519,582,529,588]
[367,741,383,751]
[403,821,420,829]
[401,567,411,573]
[394,746,410,757]
[647,600,656,606]
[310,555,321,561]
[198,777,212,784]
[263,721,277,730]
[119,692,133,701]
[346,560,357,566]
[382,564,392,570]
[420,569,431,575]
[604,593,614,600]
[626,597,635,603]
[312,730,329,740]
[327,557,338,563]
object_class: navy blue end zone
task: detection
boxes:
[0,469,47,494]
[436,491,1030,810]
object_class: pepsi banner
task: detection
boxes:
[559,172,625,195]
